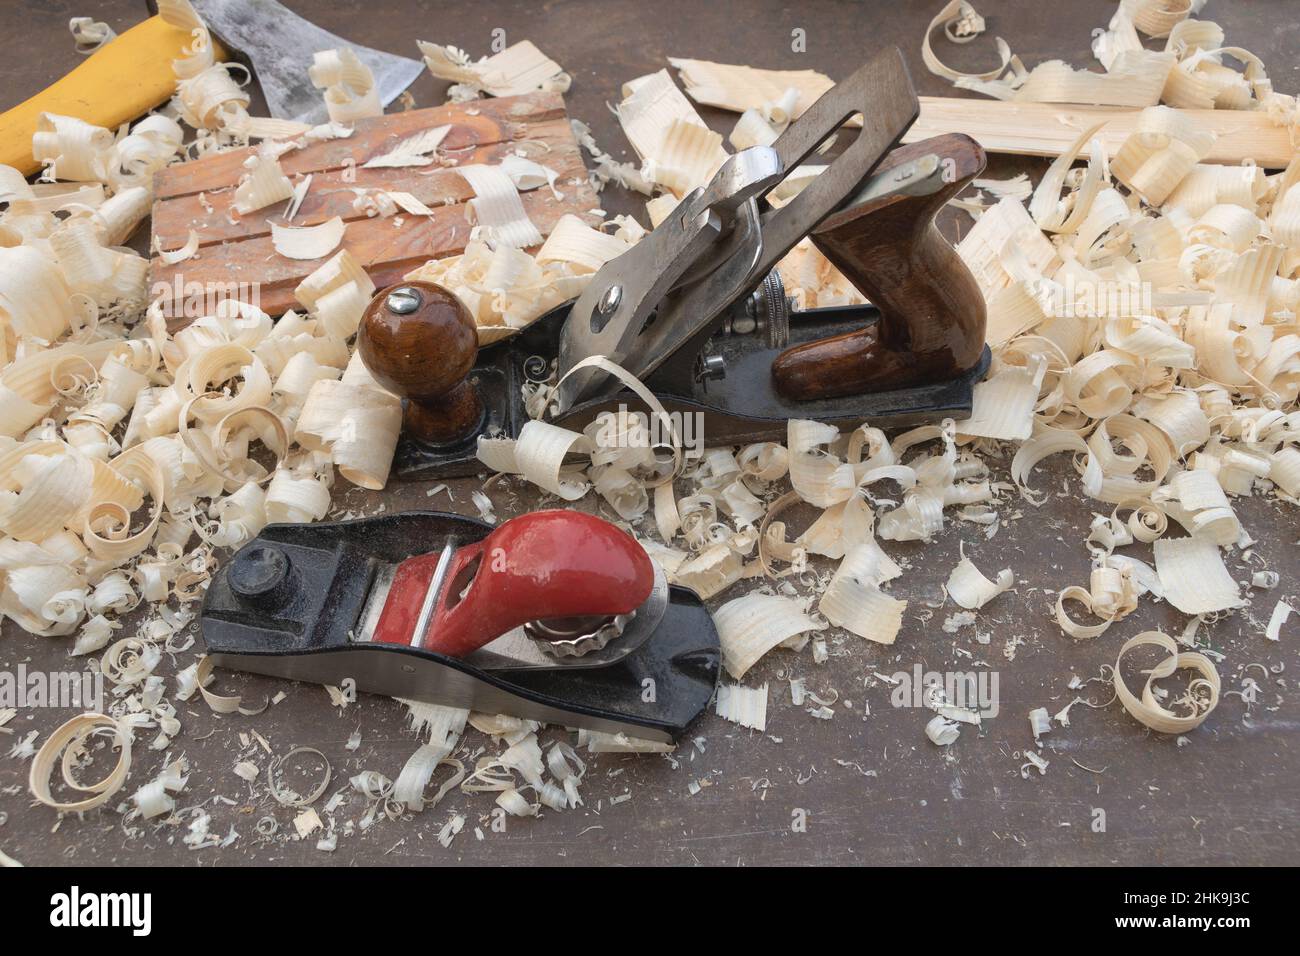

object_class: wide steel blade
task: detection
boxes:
[554,46,920,409]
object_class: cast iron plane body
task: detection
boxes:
[394,302,992,478]
[201,512,721,742]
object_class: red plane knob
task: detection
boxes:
[371,510,654,658]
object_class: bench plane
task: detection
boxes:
[356,46,992,480]
[200,509,720,742]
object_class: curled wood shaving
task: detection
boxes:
[926,715,962,746]
[1113,630,1220,733]
[713,592,827,680]
[670,58,832,123]
[271,217,346,260]
[152,229,200,266]
[132,756,188,818]
[308,48,381,124]
[819,545,907,645]
[922,1,1012,84]
[616,69,729,199]
[268,746,332,807]
[69,17,116,54]
[194,656,266,715]
[788,419,855,508]
[407,215,633,343]
[956,355,1046,440]
[232,147,293,214]
[393,749,464,813]
[296,355,402,490]
[577,729,674,754]
[28,713,131,812]
[33,113,114,181]
[456,164,543,249]
[946,556,1014,609]
[1056,560,1145,639]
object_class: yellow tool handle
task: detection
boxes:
[0,16,227,175]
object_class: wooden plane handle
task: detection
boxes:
[770,133,987,402]
[0,16,227,175]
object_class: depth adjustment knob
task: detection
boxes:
[357,281,485,446]
[723,270,792,348]
[751,270,792,349]
[525,611,634,658]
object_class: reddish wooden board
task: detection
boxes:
[149,92,601,328]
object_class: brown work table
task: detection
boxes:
[1,0,1297,866]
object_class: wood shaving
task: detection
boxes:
[418,40,569,99]
[270,217,346,260]
[713,592,827,680]
[68,17,115,54]
[361,125,451,168]
[232,147,293,214]
[28,713,131,812]
[617,69,729,198]
[1113,631,1220,733]
[922,1,1012,84]
[571,119,653,194]
[1154,536,1243,615]
[926,715,962,746]
[1265,600,1293,642]
[308,48,382,124]
[152,229,200,266]
[715,683,769,732]
[406,215,633,343]
[296,354,402,490]
[132,757,188,818]
[670,58,834,123]
[819,546,907,645]
[945,555,1015,609]
[293,807,322,838]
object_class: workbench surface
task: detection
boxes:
[2,0,1297,867]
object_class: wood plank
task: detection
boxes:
[148,91,599,327]
[150,122,587,247]
[906,96,1295,168]
[153,92,570,199]
[151,181,599,319]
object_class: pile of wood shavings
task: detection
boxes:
[3,0,1297,855]
[477,0,1299,752]
[0,1,624,841]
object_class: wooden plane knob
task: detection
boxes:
[771,133,988,401]
[357,281,484,445]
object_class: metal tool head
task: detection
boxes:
[555,146,784,406]
[180,0,425,123]
[553,46,920,410]
[201,513,720,741]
